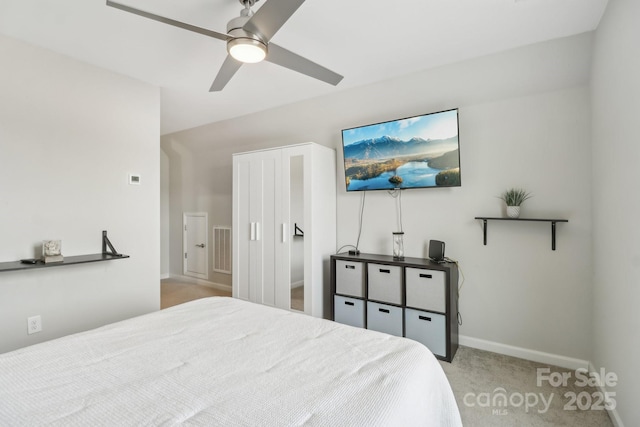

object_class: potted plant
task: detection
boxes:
[499,188,532,218]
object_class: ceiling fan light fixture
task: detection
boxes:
[228,38,267,63]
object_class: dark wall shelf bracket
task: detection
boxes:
[475,217,569,251]
[102,230,121,256]
[294,223,304,237]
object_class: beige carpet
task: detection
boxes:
[440,346,614,426]
[160,280,613,426]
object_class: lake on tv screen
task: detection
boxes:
[347,161,441,191]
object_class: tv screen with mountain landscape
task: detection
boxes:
[341,109,461,191]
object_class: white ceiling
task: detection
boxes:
[0,0,608,135]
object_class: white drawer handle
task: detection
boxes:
[345,301,355,306]
[419,315,432,322]
[345,265,355,269]
[379,269,390,273]
[379,308,390,314]
[419,273,433,279]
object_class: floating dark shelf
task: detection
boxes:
[0,253,129,273]
[474,217,569,251]
[0,231,129,273]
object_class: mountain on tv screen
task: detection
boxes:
[341,109,461,191]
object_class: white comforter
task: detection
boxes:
[0,297,461,426]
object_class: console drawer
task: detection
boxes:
[334,295,365,328]
[367,263,402,304]
[366,301,403,337]
[335,260,365,298]
[405,268,446,312]
[405,308,446,357]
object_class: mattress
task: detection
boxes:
[0,297,462,426]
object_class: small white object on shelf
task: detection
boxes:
[42,240,63,263]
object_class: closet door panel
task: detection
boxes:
[232,155,252,301]
[259,152,282,308]
[233,143,336,318]
[248,154,264,304]
[277,150,293,311]
[281,146,306,313]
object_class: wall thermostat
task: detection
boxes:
[128,174,141,185]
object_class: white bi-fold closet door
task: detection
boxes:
[232,142,336,318]
[233,148,287,309]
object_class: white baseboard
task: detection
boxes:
[459,335,589,371]
[160,273,170,280]
[588,362,625,427]
[168,274,232,293]
[291,280,304,289]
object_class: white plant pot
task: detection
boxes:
[507,206,521,218]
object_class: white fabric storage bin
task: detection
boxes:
[366,301,403,337]
[334,295,365,328]
[367,263,402,304]
[335,260,365,297]
[404,308,446,357]
[405,268,446,313]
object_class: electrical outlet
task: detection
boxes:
[27,315,42,335]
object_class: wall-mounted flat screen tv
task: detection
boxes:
[341,108,460,191]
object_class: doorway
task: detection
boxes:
[183,212,208,280]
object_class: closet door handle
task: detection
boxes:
[419,315,432,322]
[379,308,390,314]
[345,265,355,269]
[419,273,433,279]
[345,301,355,306]
[282,223,287,243]
[379,269,390,273]
[249,222,261,241]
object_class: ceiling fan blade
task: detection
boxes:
[106,0,229,42]
[243,0,305,42]
[210,55,243,91]
[266,43,343,86]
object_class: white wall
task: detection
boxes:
[591,0,640,425]
[0,34,160,353]
[162,33,594,362]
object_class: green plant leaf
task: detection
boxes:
[499,188,532,206]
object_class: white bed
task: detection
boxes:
[0,297,462,426]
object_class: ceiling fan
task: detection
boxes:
[106,0,343,91]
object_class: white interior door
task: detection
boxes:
[233,151,275,304]
[232,149,286,309]
[282,146,309,314]
[260,151,283,308]
[183,212,208,279]
[232,143,336,318]
[284,153,304,313]
[233,155,252,301]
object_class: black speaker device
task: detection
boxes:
[428,240,445,261]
